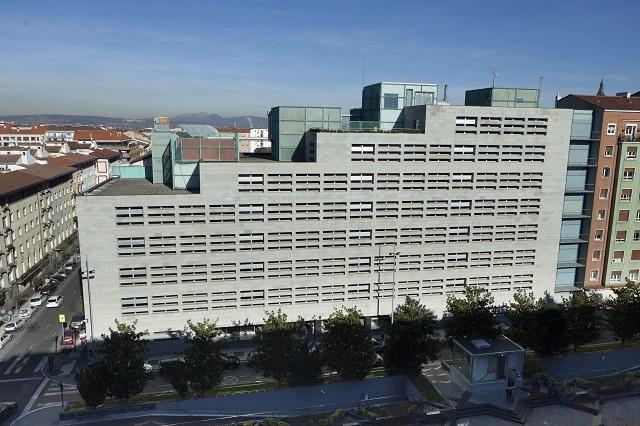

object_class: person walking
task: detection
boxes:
[505,368,516,402]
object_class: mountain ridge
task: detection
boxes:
[0,113,267,129]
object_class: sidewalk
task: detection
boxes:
[11,404,63,426]
[540,346,640,380]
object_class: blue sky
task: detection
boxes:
[1,0,639,118]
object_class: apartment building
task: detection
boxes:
[77,86,572,339]
[557,90,640,287]
[0,165,76,292]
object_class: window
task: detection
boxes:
[592,250,601,261]
[594,229,604,240]
[599,189,609,200]
[627,147,637,159]
[607,123,616,135]
[624,168,635,180]
[383,93,398,109]
[414,92,433,106]
[630,270,639,281]
[597,210,606,220]
[590,270,598,281]
[604,146,613,157]
[621,189,632,202]
[637,210,640,222]
[602,167,611,177]
[634,230,640,242]
[616,231,627,242]
[613,251,624,263]
[632,250,640,261]
[611,271,622,283]
[619,210,630,222]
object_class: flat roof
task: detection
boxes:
[454,335,524,356]
[86,178,196,196]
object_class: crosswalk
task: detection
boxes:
[2,355,48,375]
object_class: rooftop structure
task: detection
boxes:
[465,87,540,108]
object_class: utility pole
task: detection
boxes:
[390,245,400,324]
[374,246,382,318]
[59,381,64,407]
[82,260,95,344]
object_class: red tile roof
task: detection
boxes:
[19,164,75,180]
[571,95,640,111]
[90,149,121,161]
[47,154,97,169]
[0,170,47,197]
[75,130,129,142]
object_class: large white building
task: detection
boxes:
[77,94,572,340]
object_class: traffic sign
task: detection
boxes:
[58,314,65,324]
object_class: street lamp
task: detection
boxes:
[373,246,383,318]
[81,260,95,344]
[390,246,400,324]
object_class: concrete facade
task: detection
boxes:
[77,105,571,339]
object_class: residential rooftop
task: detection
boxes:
[455,335,524,356]
[567,94,640,111]
[86,178,196,196]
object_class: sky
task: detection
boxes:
[1,0,639,118]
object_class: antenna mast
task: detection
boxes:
[492,64,497,88]
[362,56,366,88]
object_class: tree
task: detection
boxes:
[288,340,322,385]
[97,320,148,400]
[563,291,603,350]
[164,360,191,397]
[183,319,225,395]
[443,286,497,340]
[605,280,640,344]
[0,288,7,308]
[254,310,296,385]
[385,297,439,374]
[75,364,109,408]
[321,307,374,380]
[530,305,570,356]
[506,290,539,349]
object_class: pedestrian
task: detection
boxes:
[505,368,516,402]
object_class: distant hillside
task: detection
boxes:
[0,113,268,129]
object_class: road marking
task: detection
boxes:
[13,356,30,374]
[33,356,48,373]
[3,357,23,375]
[18,376,48,418]
[0,377,42,384]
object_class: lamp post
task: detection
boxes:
[374,246,383,318]
[390,246,400,324]
[59,381,64,407]
[81,260,95,344]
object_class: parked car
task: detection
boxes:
[63,263,74,272]
[370,353,384,368]
[0,334,12,349]
[44,277,60,286]
[0,402,17,423]
[246,351,258,368]
[30,295,44,307]
[52,273,66,281]
[19,308,33,319]
[221,353,240,370]
[46,296,63,308]
[158,358,185,376]
[70,314,86,330]
[4,319,26,333]
[60,330,75,346]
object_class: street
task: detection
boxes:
[0,266,83,424]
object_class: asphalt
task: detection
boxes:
[540,346,640,380]
[0,264,83,425]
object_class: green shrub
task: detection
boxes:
[355,407,377,419]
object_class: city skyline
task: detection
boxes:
[2,0,640,118]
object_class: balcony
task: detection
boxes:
[557,257,586,268]
[564,183,595,193]
[567,158,598,168]
[619,133,640,142]
[562,209,591,219]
